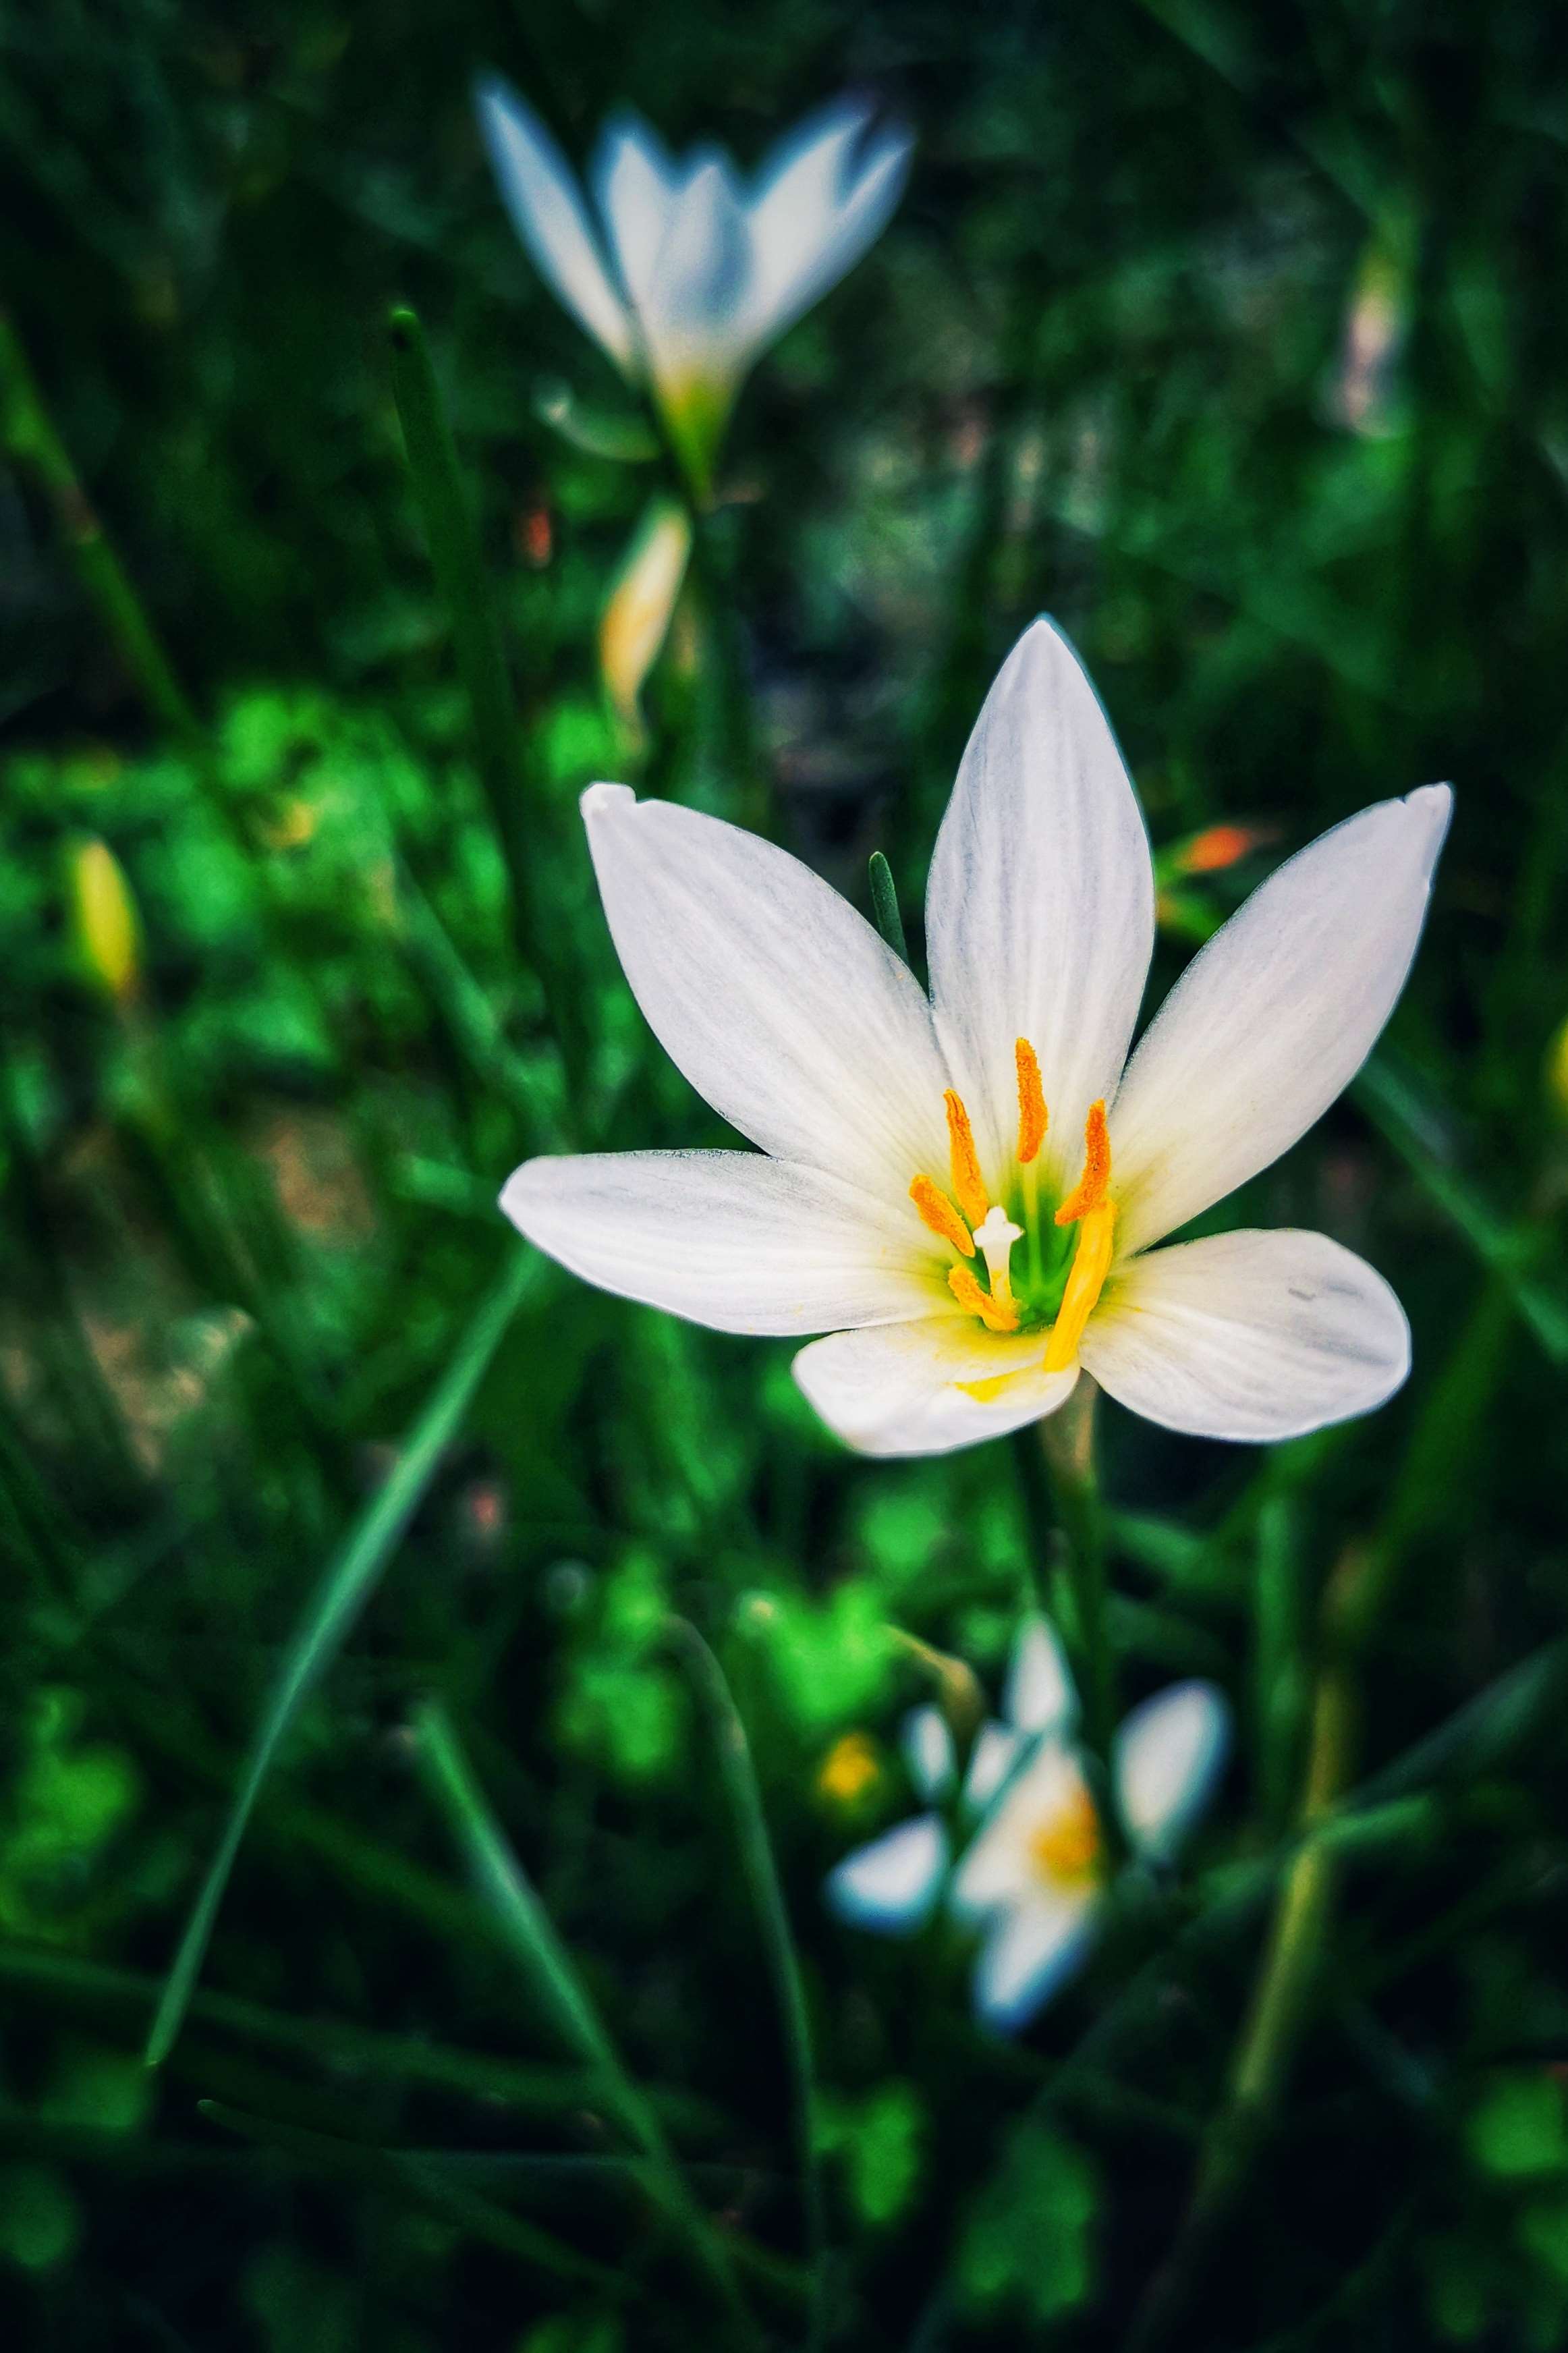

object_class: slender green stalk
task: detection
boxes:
[667,1617,829,2352]
[387,306,575,1065]
[0,310,202,745]
[868,852,909,965]
[1037,1381,1117,1774]
[144,1253,539,2067]
[412,1696,760,2342]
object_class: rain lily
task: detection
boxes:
[826,1615,1229,2031]
[476,78,912,493]
[501,619,1451,1458]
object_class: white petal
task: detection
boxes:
[1114,1682,1230,1861]
[825,1813,948,1934]
[1081,1227,1411,1441]
[901,1706,957,1802]
[500,1150,938,1335]
[925,621,1155,1198]
[792,1321,1079,1460]
[742,98,912,344]
[972,1893,1099,2032]
[1005,1615,1077,1737]
[589,112,680,314]
[582,784,953,1198]
[642,151,754,388]
[951,1740,1090,1917]
[476,78,635,372]
[961,1722,1026,1815]
[1110,785,1452,1255]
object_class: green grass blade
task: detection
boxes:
[666,1617,829,2353]
[412,1696,760,2342]
[144,1252,538,2068]
[868,851,909,964]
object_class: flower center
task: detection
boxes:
[907,1042,1118,1368]
[1028,1783,1102,1889]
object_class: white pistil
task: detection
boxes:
[971,1205,1024,1305]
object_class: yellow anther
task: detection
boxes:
[909,1174,975,1257]
[1043,1202,1116,1371]
[944,1089,990,1227]
[1015,1038,1048,1165]
[948,1262,1019,1334]
[1055,1101,1111,1225]
[1028,1785,1101,1887]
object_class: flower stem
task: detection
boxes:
[1038,1381,1117,1772]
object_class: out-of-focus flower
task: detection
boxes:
[826,1615,1229,2031]
[598,495,693,736]
[953,1676,1227,2031]
[1545,1014,1568,1123]
[503,621,1451,1457]
[1332,232,1410,440]
[1158,821,1274,881]
[65,837,142,1009]
[476,78,912,495]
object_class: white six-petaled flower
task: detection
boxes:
[476,77,912,491]
[825,1616,1229,2032]
[501,621,1451,1459]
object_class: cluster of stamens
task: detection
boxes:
[908,1038,1117,1375]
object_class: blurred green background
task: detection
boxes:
[4,1,1568,2348]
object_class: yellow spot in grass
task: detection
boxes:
[818,1732,881,1806]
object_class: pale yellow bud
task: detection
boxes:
[67,837,142,1009]
[598,497,694,735]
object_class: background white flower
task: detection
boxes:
[476,78,912,491]
[502,621,1451,1459]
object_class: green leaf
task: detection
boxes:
[1469,2075,1568,2180]
[957,2120,1099,2323]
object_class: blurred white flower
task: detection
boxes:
[501,621,1451,1457]
[598,495,693,736]
[953,1674,1229,2032]
[476,78,912,493]
[824,1615,1229,2032]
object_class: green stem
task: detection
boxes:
[412,1696,760,2342]
[667,1617,829,2352]
[1037,1382,1117,1777]
[0,310,201,744]
[387,306,576,1072]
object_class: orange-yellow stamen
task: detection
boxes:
[948,1262,1019,1334]
[944,1090,989,1227]
[1029,1785,1102,1886]
[1055,1101,1111,1225]
[1015,1038,1048,1165]
[1043,1202,1116,1371]
[909,1174,975,1257]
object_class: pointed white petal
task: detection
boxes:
[1114,1682,1230,1861]
[642,150,754,385]
[951,1740,1090,1916]
[961,1722,1026,1815]
[925,621,1156,1197]
[1082,1227,1411,1441]
[501,1150,939,1335]
[1110,785,1452,1255]
[582,784,953,1198]
[589,111,681,312]
[1005,1614,1077,1737]
[825,1812,948,1934]
[901,1706,957,1802]
[792,1320,1080,1460]
[476,78,636,371]
[743,98,912,343]
[972,1892,1100,2032]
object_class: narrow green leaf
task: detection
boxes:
[412,1698,760,2341]
[144,1252,538,2068]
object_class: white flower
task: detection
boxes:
[953,1675,1229,2032]
[501,619,1451,1458]
[476,78,912,491]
